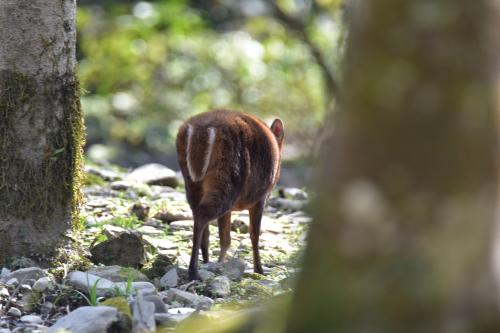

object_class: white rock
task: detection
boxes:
[20,315,43,324]
[132,297,156,333]
[160,268,178,288]
[222,258,246,281]
[33,277,51,292]
[209,276,231,298]
[115,281,157,296]
[6,278,18,287]
[68,271,156,297]
[7,307,21,317]
[168,220,193,230]
[6,267,46,283]
[163,288,213,310]
[47,306,119,333]
[155,308,195,326]
[125,163,178,187]
[0,286,9,297]
[0,267,10,278]
[142,294,167,313]
[198,269,215,281]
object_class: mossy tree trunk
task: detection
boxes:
[286,0,500,332]
[0,0,84,264]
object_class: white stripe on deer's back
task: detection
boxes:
[186,124,197,181]
[202,127,217,179]
[186,124,217,182]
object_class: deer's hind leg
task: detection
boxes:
[217,212,231,263]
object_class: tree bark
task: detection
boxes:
[286,0,500,332]
[0,0,84,263]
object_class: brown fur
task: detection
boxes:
[176,109,284,280]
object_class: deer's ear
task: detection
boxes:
[270,118,284,143]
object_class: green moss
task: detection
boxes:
[101,297,132,319]
[0,70,85,260]
[83,171,107,186]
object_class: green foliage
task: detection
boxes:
[77,1,343,158]
[101,297,132,319]
[108,215,142,229]
[83,172,107,186]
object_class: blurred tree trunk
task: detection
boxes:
[0,0,84,263]
[286,0,500,332]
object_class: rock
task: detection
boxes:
[102,225,127,238]
[143,237,177,251]
[20,315,43,324]
[40,301,54,315]
[90,231,147,268]
[115,281,156,296]
[68,271,155,297]
[132,296,156,333]
[154,206,193,223]
[168,220,193,230]
[88,265,149,283]
[163,288,213,310]
[268,197,307,211]
[84,165,122,181]
[155,308,195,326]
[201,262,222,274]
[68,271,116,297]
[7,307,21,317]
[5,278,18,287]
[130,202,150,221]
[32,277,51,292]
[222,258,246,281]
[138,225,164,236]
[125,163,178,188]
[142,254,175,279]
[5,267,46,284]
[142,295,167,313]
[279,187,309,200]
[209,276,231,298]
[231,219,249,233]
[198,269,215,281]
[1,267,10,278]
[160,268,178,288]
[110,180,151,196]
[47,306,120,333]
[0,286,9,297]
[19,284,31,292]
[9,258,38,270]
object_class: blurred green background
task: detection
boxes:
[78,0,345,184]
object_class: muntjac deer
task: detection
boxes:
[176,110,284,280]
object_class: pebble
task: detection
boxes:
[222,258,246,281]
[20,315,43,324]
[32,277,51,292]
[162,288,213,310]
[124,163,178,188]
[132,297,156,333]
[159,268,178,288]
[155,308,195,326]
[209,276,231,298]
[0,287,9,297]
[47,306,120,333]
[7,307,21,317]
[5,267,46,283]
[6,278,18,287]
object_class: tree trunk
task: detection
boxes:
[0,0,84,263]
[286,0,500,332]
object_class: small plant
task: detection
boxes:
[108,216,141,229]
[74,277,101,306]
